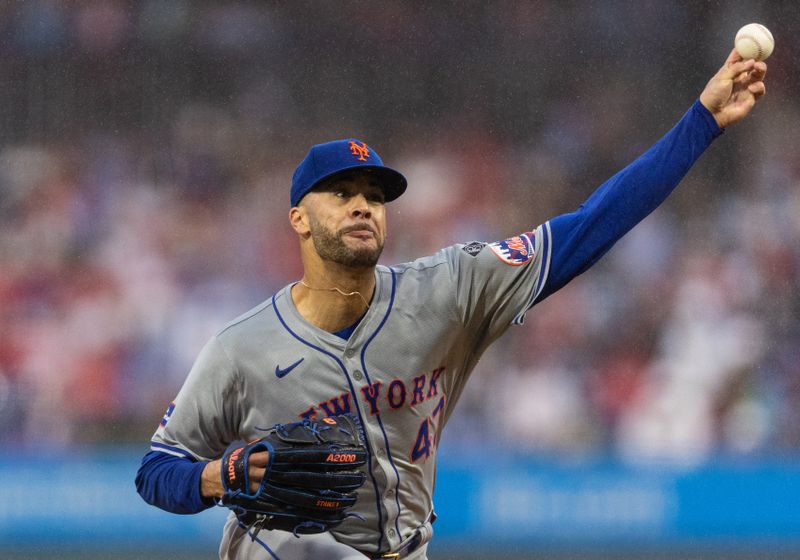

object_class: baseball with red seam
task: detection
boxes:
[735,23,774,61]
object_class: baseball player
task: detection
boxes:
[136,50,766,559]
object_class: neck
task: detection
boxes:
[291,262,376,333]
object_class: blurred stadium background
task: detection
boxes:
[1,1,799,558]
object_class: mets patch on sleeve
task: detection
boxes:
[488,231,536,265]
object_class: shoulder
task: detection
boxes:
[217,296,275,333]
[384,245,460,276]
[380,243,496,296]
[387,237,533,276]
[379,248,462,294]
[214,287,290,346]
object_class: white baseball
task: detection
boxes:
[734,23,774,61]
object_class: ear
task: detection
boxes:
[289,205,311,237]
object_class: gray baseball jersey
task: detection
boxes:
[152,224,551,558]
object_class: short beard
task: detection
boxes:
[308,216,383,268]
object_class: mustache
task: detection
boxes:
[339,223,376,236]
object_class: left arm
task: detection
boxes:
[135,450,215,514]
[538,50,766,299]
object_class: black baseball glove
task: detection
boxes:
[219,414,368,537]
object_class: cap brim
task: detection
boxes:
[309,165,407,203]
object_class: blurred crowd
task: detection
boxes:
[1,1,799,462]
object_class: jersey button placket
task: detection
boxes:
[346,347,396,534]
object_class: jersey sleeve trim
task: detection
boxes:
[512,222,552,325]
[150,441,197,460]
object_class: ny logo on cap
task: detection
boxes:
[348,141,370,162]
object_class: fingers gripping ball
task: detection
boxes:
[220,414,368,537]
[735,23,774,61]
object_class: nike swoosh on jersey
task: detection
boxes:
[275,358,304,379]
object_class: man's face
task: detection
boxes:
[301,172,387,268]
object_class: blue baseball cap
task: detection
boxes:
[291,139,407,207]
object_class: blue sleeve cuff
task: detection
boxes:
[188,459,217,510]
[691,98,724,137]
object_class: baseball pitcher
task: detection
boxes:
[136,50,766,559]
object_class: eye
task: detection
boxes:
[367,192,385,204]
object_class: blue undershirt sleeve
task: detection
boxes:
[538,99,722,301]
[135,450,216,514]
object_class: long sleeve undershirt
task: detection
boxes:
[135,450,215,514]
[135,99,722,515]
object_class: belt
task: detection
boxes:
[370,531,423,559]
